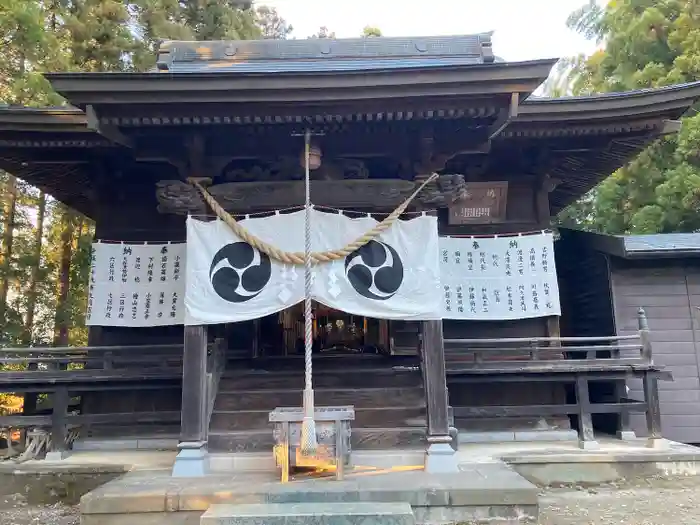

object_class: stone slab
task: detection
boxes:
[200,503,414,525]
[458,429,578,444]
[80,463,538,516]
[502,440,700,486]
[513,430,577,442]
[73,438,179,451]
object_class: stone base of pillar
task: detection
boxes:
[424,438,460,474]
[172,441,209,478]
[616,430,637,441]
[45,450,70,461]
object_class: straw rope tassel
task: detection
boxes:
[300,129,318,456]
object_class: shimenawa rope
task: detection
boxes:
[187,173,439,265]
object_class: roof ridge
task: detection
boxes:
[154,34,495,72]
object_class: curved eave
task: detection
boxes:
[518,81,700,123]
[0,106,87,132]
[45,59,557,107]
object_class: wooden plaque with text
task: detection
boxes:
[447,181,509,225]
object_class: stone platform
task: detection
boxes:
[201,502,416,525]
[79,463,538,525]
[8,437,700,524]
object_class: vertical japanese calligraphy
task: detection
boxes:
[86,242,186,327]
[439,232,560,320]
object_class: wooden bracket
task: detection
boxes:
[85,105,132,148]
[661,119,682,135]
[488,92,520,140]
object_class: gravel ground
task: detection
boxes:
[0,501,78,525]
[3,477,700,524]
[539,476,700,525]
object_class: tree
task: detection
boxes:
[130,0,266,70]
[0,0,293,353]
[0,175,17,331]
[256,5,292,39]
[362,26,382,37]
[0,0,66,105]
[309,26,336,39]
[63,0,136,73]
[22,191,45,345]
[560,0,700,234]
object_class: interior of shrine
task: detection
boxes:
[224,304,391,357]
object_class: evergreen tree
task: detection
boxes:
[560,0,700,233]
[361,26,382,37]
[256,5,292,39]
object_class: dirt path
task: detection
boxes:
[4,478,700,524]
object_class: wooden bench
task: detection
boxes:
[444,308,667,450]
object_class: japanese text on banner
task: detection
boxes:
[439,232,560,320]
[86,242,186,327]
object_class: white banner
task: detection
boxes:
[185,210,442,325]
[439,232,560,320]
[312,212,441,320]
[86,242,186,327]
[86,224,558,327]
[185,214,305,325]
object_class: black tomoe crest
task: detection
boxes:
[344,240,404,300]
[209,242,272,303]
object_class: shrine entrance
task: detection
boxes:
[237,303,392,358]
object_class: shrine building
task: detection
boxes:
[1,34,699,471]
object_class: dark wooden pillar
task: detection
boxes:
[421,320,458,473]
[638,307,664,448]
[46,387,69,460]
[172,324,209,477]
[615,379,635,440]
[575,374,599,450]
[643,373,663,448]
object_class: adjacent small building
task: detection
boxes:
[558,229,700,444]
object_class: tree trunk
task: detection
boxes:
[23,191,46,345]
[53,208,74,347]
[0,175,18,330]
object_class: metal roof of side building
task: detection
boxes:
[561,229,700,259]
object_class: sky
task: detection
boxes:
[260,0,605,62]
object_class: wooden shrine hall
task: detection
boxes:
[1,34,700,473]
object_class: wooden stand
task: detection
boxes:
[269,406,354,482]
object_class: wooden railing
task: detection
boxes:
[0,343,186,460]
[443,308,666,450]
[444,308,653,373]
[0,343,184,372]
[444,332,651,372]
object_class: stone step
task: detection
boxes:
[209,406,426,431]
[200,502,415,525]
[214,387,425,411]
[208,426,426,452]
[219,368,422,390]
